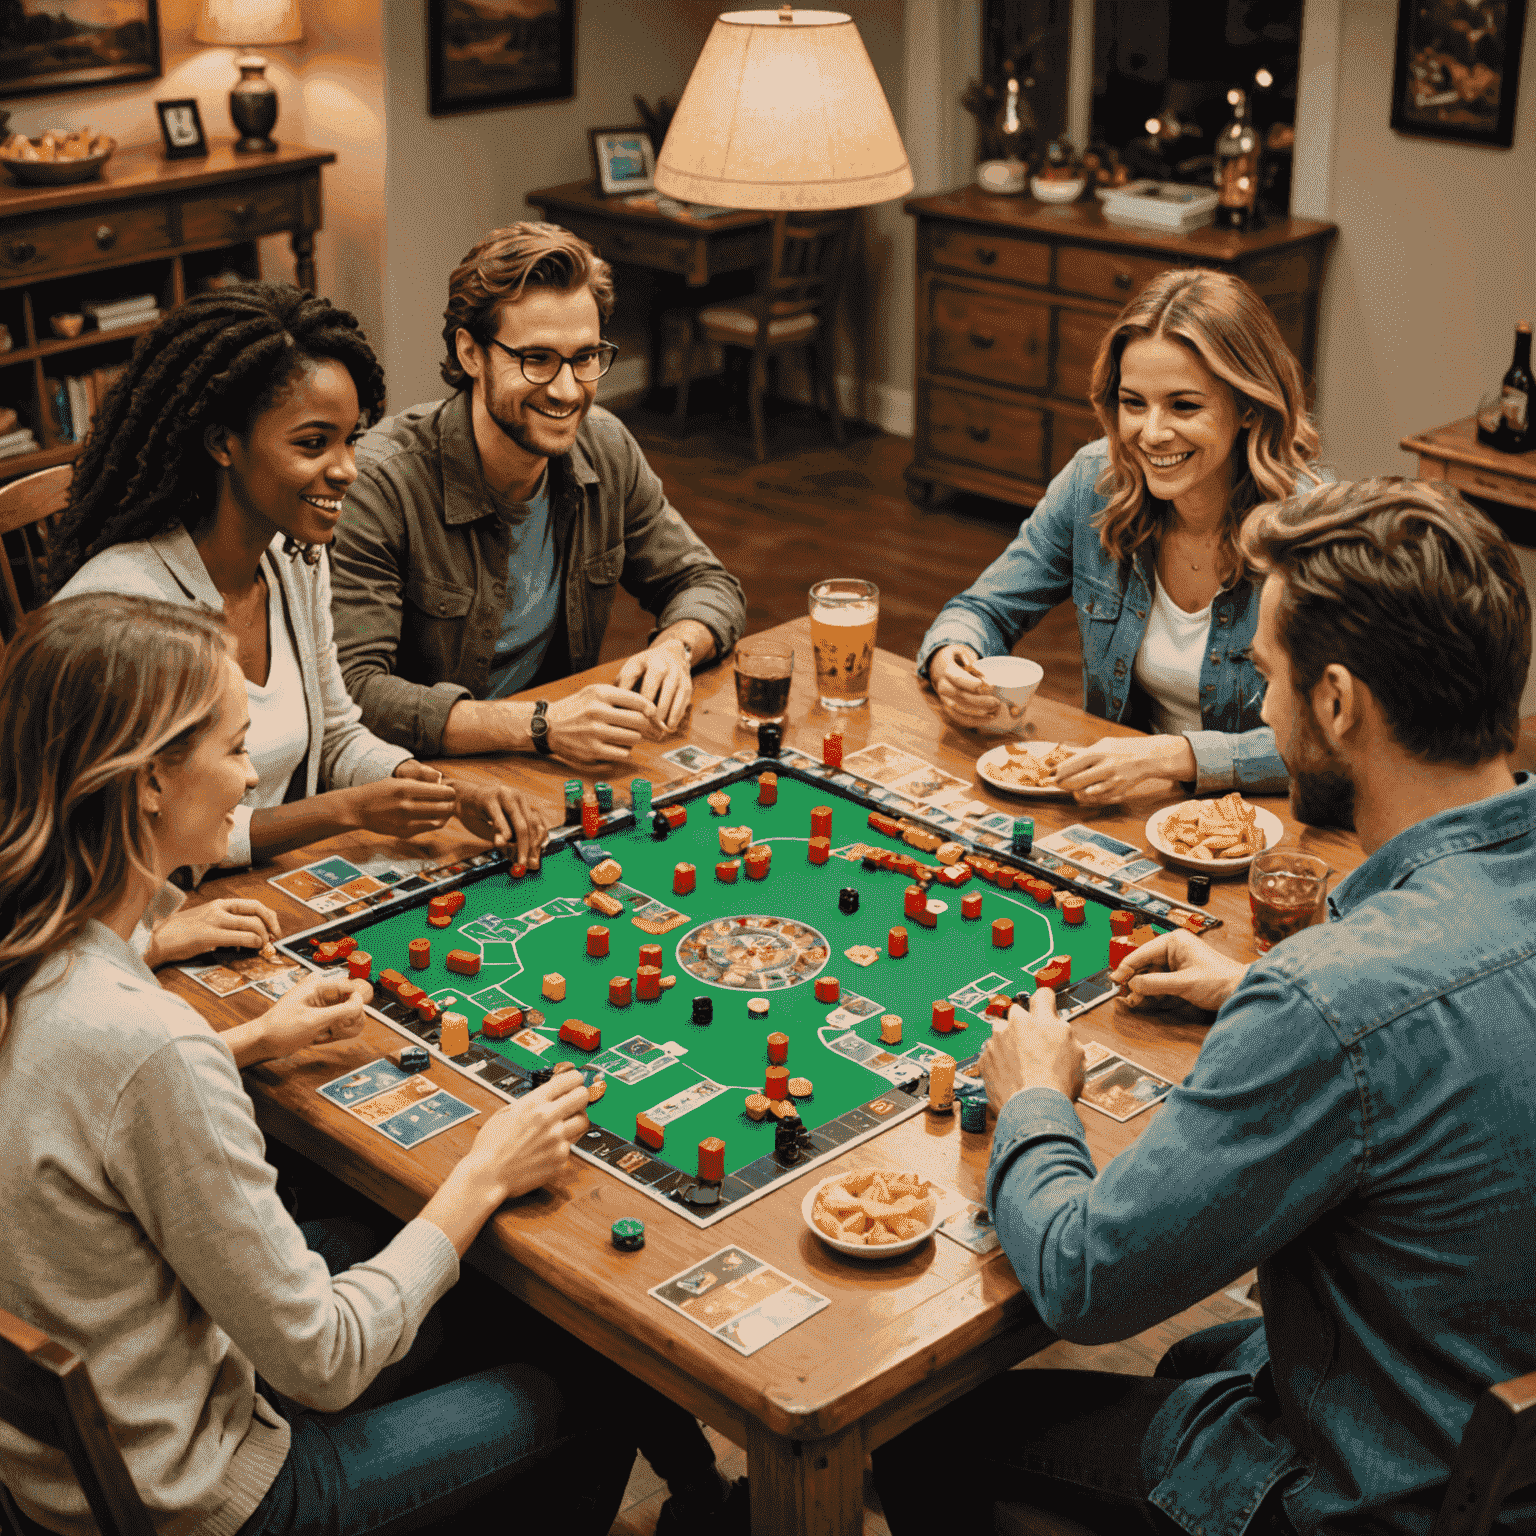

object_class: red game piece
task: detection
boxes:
[330,935,357,958]
[587,924,610,958]
[888,925,909,957]
[560,1019,602,1051]
[1061,894,1087,926]
[414,996,440,1024]
[1110,909,1135,936]
[445,949,481,977]
[766,1031,789,1064]
[986,994,1011,1018]
[698,1136,726,1183]
[582,794,601,839]
[636,1113,665,1152]
[396,982,424,1007]
[822,731,843,768]
[745,846,771,880]
[868,811,901,838]
[608,975,633,1007]
[378,968,407,997]
[1035,956,1072,989]
[904,884,926,919]
[482,1006,524,1040]
[991,917,1015,948]
[1031,881,1055,906]
[636,966,661,1001]
[662,804,687,830]
[313,940,343,964]
[443,890,466,916]
[932,1000,957,1033]
[814,976,840,1003]
[347,951,372,981]
[674,861,696,895]
[1109,935,1138,969]
[936,864,970,889]
[510,862,527,879]
[715,859,740,883]
[408,937,431,969]
[913,900,938,929]
[757,773,777,806]
[427,913,451,929]
[764,1065,789,1099]
[638,943,663,969]
[810,805,833,838]
[428,893,452,920]
[807,836,830,865]
[961,891,983,920]
[996,867,1016,891]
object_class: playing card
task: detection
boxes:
[317,1058,410,1109]
[938,1201,1001,1255]
[662,744,723,772]
[841,743,928,784]
[372,1088,479,1148]
[1077,1047,1174,1122]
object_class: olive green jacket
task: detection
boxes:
[330,393,746,758]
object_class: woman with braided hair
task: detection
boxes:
[53,282,548,969]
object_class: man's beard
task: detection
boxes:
[484,382,585,459]
[1286,708,1357,831]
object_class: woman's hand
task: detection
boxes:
[227,975,372,1068]
[1052,735,1197,804]
[929,644,1005,730]
[344,765,458,839]
[143,898,281,969]
[451,778,549,868]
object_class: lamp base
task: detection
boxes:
[230,54,280,156]
[234,135,280,154]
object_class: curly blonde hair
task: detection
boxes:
[1089,268,1322,588]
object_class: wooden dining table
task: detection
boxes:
[166,616,1362,1536]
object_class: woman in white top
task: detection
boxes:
[917,269,1325,801]
[51,283,548,968]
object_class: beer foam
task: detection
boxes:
[812,601,878,626]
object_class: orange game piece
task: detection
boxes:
[481,1006,524,1040]
[807,836,830,865]
[932,1000,957,1033]
[559,1019,601,1051]
[439,1013,470,1057]
[347,951,372,981]
[408,937,431,968]
[888,925,909,958]
[636,1113,665,1151]
[766,1031,789,1064]
[445,949,481,977]
[636,966,661,1001]
[764,1065,789,1100]
[991,917,1014,948]
[698,1136,726,1182]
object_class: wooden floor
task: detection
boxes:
[599,401,1259,1536]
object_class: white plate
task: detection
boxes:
[974,741,1074,799]
[800,1171,944,1259]
[1145,799,1284,873]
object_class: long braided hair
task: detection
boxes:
[49,282,386,592]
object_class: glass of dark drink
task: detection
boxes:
[734,637,795,729]
[1248,850,1330,954]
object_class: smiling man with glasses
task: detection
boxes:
[329,222,746,767]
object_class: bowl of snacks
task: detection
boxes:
[1,128,116,186]
[802,1168,942,1258]
[1146,793,1283,873]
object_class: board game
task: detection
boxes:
[276,752,1179,1227]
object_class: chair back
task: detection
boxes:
[0,464,73,643]
[0,1306,155,1536]
[763,209,854,323]
[1431,1369,1536,1536]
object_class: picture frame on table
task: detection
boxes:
[0,0,162,100]
[1390,0,1528,148]
[155,98,208,160]
[589,125,656,195]
[427,0,576,117]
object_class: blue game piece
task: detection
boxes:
[631,778,653,820]
[594,781,614,813]
[960,1095,988,1133]
[1012,815,1034,855]
[611,1218,646,1251]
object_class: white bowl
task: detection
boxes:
[1030,175,1086,204]
[974,740,1074,799]
[801,1171,944,1259]
[972,655,1043,734]
[1145,799,1284,874]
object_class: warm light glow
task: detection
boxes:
[195,0,303,45]
[1254,67,1273,88]
[1227,87,1241,105]
[655,8,912,211]
[1145,117,1161,135]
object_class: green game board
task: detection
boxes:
[279,759,1136,1226]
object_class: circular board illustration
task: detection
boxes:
[676,916,830,990]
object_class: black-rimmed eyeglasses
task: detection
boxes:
[486,338,619,385]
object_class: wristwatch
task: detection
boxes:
[530,699,552,756]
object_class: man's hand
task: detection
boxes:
[616,638,692,733]
[929,644,1005,730]
[1113,929,1248,1014]
[451,778,548,867]
[142,898,281,969]
[462,1072,592,1202]
[547,683,663,765]
[346,767,458,838]
[1052,735,1196,805]
[978,991,1086,1113]
[233,975,371,1068]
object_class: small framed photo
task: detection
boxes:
[155,98,208,160]
[589,126,656,196]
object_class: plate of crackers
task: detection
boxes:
[802,1168,943,1258]
[974,741,1075,799]
[1145,793,1283,873]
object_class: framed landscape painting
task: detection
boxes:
[1391,0,1528,147]
[428,0,576,117]
[0,0,162,100]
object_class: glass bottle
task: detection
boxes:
[1214,88,1261,231]
[994,71,1035,165]
[1492,321,1533,453]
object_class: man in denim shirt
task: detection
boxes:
[874,478,1536,1536]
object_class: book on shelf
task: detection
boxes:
[44,377,72,444]
[44,365,127,445]
[82,293,158,322]
[94,308,160,332]
[0,429,41,460]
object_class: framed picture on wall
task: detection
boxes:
[589,126,656,195]
[428,0,576,116]
[1390,0,1528,147]
[0,0,162,100]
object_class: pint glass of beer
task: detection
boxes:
[808,579,878,709]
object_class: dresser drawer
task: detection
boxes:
[1056,246,1171,305]
[923,222,1050,288]
[181,181,302,246]
[0,203,172,276]
[1049,406,1104,478]
[1444,460,1536,514]
[926,281,1049,391]
[561,217,696,276]
[1054,306,1114,400]
[923,383,1046,483]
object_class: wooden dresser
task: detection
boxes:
[903,186,1336,509]
[0,139,334,480]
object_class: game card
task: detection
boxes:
[1077,1044,1174,1122]
[372,1088,479,1148]
[885,763,970,805]
[938,1201,1001,1256]
[1038,824,1146,877]
[179,961,249,997]
[318,1058,410,1109]
[841,743,929,785]
[650,1247,830,1356]
[662,744,723,772]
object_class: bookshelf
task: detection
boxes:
[0,140,335,481]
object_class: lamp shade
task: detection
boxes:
[195,0,303,46]
[655,8,913,210]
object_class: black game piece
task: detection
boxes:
[838,887,859,914]
[651,809,670,841]
[691,995,714,1025]
[683,1183,722,1208]
[528,1066,553,1088]
[1186,873,1212,906]
[862,854,883,871]
[394,1045,429,1074]
[757,721,782,758]
[773,1113,805,1164]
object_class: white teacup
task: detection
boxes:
[972,655,1044,733]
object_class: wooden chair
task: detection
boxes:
[0,464,72,643]
[672,209,855,462]
[992,1367,1536,1536]
[0,1305,154,1536]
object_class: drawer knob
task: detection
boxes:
[230,202,255,223]
[1113,270,1133,290]
[4,239,36,264]
[967,331,996,350]
[94,224,116,250]
[974,246,998,265]
[967,425,992,443]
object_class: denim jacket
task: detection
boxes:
[986,774,1536,1536]
[916,440,1288,795]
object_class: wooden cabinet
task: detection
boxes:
[904,186,1336,509]
[0,140,333,481]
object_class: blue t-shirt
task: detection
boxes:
[485,473,559,699]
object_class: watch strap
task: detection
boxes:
[531,699,552,756]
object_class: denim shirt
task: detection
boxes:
[916,440,1288,795]
[986,774,1536,1536]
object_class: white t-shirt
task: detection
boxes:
[1133,572,1210,737]
[243,575,309,809]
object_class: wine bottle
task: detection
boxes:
[1214,88,1261,232]
[1493,321,1533,453]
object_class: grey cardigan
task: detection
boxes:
[55,526,412,864]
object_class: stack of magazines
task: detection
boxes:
[1099,180,1219,232]
[0,422,40,461]
[82,293,160,332]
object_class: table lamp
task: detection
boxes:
[654,6,912,210]
[195,0,303,154]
